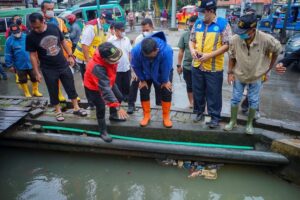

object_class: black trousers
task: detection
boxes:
[115,70,131,101]
[183,68,192,93]
[85,85,123,129]
[42,67,78,106]
[140,71,173,103]
[128,79,162,106]
[17,69,37,84]
[78,62,94,107]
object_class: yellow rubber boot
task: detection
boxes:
[58,86,66,102]
[16,74,21,89]
[32,82,43,97]
[20,83,32,97]
[162,101,173,128]
[140,101,151,127]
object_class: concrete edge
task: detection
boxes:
[0,130,289,166]
[1,96,299,136]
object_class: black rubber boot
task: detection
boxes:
[127,104,135,114]
[98,119,112,143]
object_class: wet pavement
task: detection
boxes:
[0,24,299,125]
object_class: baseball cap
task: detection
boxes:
[10,24,21,34]
[99,42,123,63]
[197,0,217,12]
[234,13,258,34]
[114,22,125,30]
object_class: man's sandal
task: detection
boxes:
[73,108,87,117]
[56,112,65,122]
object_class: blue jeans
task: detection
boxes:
[192,67,223,122]
[231,79,262,110]
[0,64,7,79]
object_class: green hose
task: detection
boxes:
[41,125,254,150]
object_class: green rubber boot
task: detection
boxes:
[245,108,256,134]
[224,106,238,131]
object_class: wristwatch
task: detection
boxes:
[176,64,182,68]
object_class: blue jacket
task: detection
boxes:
[131,31,173,85]
[5,33,32,70]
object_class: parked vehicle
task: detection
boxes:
[54,9,66,16]
[176,5,198,24]
[258,3,300,32]
[284,33,300,69]
[0,8,39,63]
[58,4,126,25]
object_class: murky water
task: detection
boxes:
[0,147,300,200]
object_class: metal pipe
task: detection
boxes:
[1,131,289,165]
[96,0,101,19]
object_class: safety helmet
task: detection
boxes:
[66,14,76,24]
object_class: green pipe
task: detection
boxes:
[41,125,254,150]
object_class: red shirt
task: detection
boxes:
[84,49,120,108]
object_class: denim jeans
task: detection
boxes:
[192,67,223,122]
[231,79,262,110]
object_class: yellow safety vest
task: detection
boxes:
[73,24,106,62]
[193,17,227,72]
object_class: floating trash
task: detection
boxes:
[157,159,223,180]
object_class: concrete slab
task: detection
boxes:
[272,139,300,157]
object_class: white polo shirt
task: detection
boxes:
[108,35,132,72]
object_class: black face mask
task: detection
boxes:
[16,19,22,26]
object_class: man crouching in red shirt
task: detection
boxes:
[84,42,129,142]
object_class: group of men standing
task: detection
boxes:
[177,0,284,135]
[2,0,293,143]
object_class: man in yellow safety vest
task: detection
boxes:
[73,15,107,109]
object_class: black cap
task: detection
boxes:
[99,42,123,63]
[197,0,217,12]
[234,13,258,34]
[114,22,125,30]
[9,24,20,34]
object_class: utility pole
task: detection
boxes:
[130,0,133,11]
[148,0,151,10]
[241,0,246,16]
[281,0,292,43]
[170,0,177,29]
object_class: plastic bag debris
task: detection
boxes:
[156,159,177,166]
[157,159,223,180]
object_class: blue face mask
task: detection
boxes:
[198,13,204,21]
[239,33,250,40]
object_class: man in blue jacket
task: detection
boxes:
[131,32,173,128]
[5,24,42,97]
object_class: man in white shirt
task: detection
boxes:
[108,22,132,102]
[127,18,161,114]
